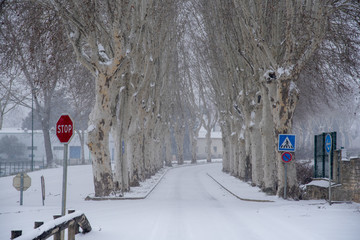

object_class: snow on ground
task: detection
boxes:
[1,161,360,240]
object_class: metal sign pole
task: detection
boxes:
[325,133,332,205]
[41,176,45,206]
[328,149,332,205]
[20,173,24,206]
[56,114,74,240]
[284,163,287,199]
[281,152,292,199]
[61,144,68,216]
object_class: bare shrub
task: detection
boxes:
[296,160,313,185]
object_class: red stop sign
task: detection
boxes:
[56,114,74,144]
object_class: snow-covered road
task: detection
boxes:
[1,163,360,240]
[137,164,251,240]
[81,164,360,240]
[83,164,279,240]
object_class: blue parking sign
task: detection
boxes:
[325,134,332,154]
[278,134,296,152]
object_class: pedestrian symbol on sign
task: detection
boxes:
[278,134,296,152]
[280,137,294,150]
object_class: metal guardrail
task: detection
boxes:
[0,161,44,177]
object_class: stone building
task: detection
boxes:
[304,150,360,203]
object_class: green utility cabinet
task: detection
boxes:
[314,132,336,178]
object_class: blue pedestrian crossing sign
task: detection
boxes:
[278,134,296,152]
[325,134,332,153]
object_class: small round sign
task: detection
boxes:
[325,134,332,154]
[281,152,292,163]
[13,173,31,191]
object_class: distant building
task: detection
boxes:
[196,129,223,159]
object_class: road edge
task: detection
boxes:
[206,173,274,203]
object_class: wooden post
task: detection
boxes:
[11,230,22,239]
[69,210,79,234]
[67,220,75,240]
[68,210,76,240]
[53,215,62,240]
[34,221,44,228]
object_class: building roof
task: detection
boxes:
[198,129,222,139]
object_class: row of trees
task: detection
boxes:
[1,0,359,198]
[191,0,360,197]
[1,0,217,197]
[30,0,218,196]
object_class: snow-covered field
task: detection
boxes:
[1,162,359,240]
